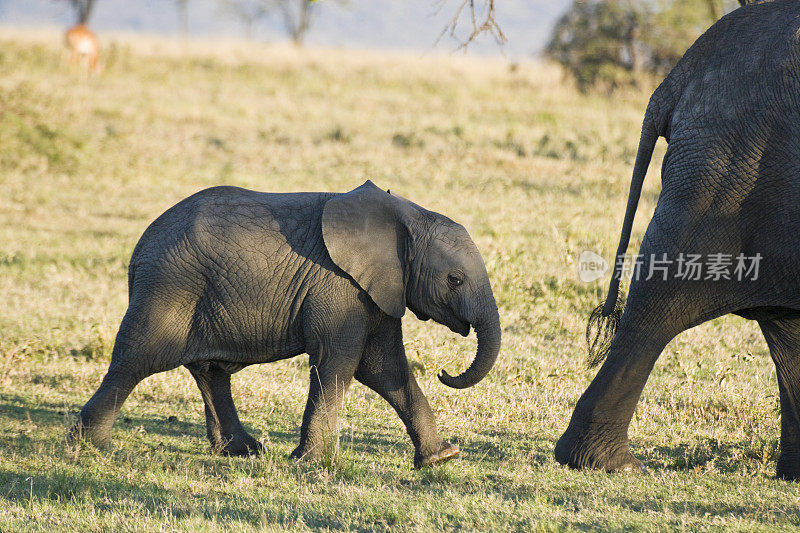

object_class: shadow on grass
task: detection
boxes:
[0,396,73,424]
[0,393,270,454]
[0,467,171,507]
[604,494,800,523]
[0,392,421,465]
[644,439,779,475]
[458,427,552,467]
[0,467,276,525]
[0,460,404,529]
[0,392,208,438]
[544,488,800,528]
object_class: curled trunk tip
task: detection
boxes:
[437,311,501,389]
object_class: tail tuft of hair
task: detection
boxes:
[586,291,625,368]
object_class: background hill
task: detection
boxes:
[0,0,566,57]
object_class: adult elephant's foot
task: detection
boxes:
[776,454,800,481]
[216,431,265,457]
[555,428,645,472]
[414,441,460,469]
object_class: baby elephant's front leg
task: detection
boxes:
[356,319,459,468]
[291,355,359,462]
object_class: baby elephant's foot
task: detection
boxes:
[415,441,460,469]
[216,432,265,457]
[289,443,321,462]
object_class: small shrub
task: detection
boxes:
[326,125,350,143]
[391,132,424,149]
[546,0,741,91]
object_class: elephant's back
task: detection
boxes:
[647,1,800,297]
[127,186,341,357]
[132,186,334,263]
[653,0,800,221]
[664,0,800,144]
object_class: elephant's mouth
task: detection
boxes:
[413,310,431,321]
[450,319,470,337]
[409,304,469,336]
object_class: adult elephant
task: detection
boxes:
[556,0,800,480]
[71,181,501,469]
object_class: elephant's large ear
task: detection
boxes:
[322,180,411,318]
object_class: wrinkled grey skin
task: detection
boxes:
[71,181,501,468]
[556,0,800,480]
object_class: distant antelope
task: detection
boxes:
[65,24,100,74]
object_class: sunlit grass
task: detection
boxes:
[1,30,798,530]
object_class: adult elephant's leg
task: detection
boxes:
[774,373,800,481]
[758,316,800,481]
[555,321,679,471]
[187,363,265,456]
[71,303,185,447]
[355,318,458,469]
[555,244,695,471]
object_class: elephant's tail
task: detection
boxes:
[587,113,659,367]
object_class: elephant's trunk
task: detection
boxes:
[438,294,501,389]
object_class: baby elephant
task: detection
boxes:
[71,181,501,468]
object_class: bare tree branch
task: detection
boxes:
[220,0,270,39]
[219,0,345,46]
[276,1,295,37]
[435,0,506,51]
[175,0,190,39]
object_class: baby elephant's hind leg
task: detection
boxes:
[187,363,265,457]
[70,368,142,448]
[70,306,179,448]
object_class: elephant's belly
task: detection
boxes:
[187,305,307,365]
[183,339,307,368]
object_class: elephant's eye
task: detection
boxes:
[447,273,463,288]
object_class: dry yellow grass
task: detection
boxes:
[1,29,798,531]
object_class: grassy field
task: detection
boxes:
[1,30,799,531]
